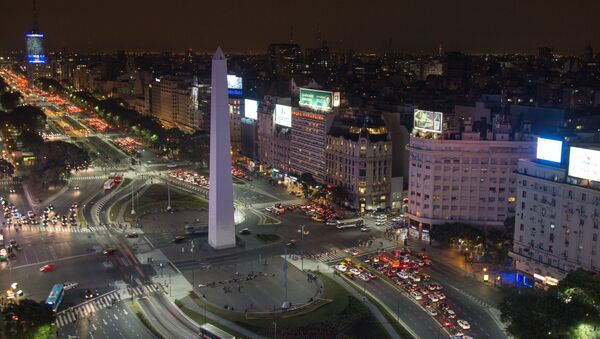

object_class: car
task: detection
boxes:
[360,226,371,232]
[410,291,422,300]
[451,329,465,337]
[358,274,370,282]
[409,274,421,282]
[74,185,80,190]
[396,271,409,279]
[350,249,359,256]
[125,233,139,238]
[456,319,471,330]
[63,282,79,290]
[172,236,185,243]
[445,309,457,319]
[8,188,15,194]
[375,221,385,226]
[239,228,250,235]
[428,283,443,290]
[84,289,100,299]
[335,265,348,272]
[435,292,446,300]
[441,317,453,327]
[39,264,56,272]
[349,268,361,275]
[326,220,338,226]
[103,248,117,255]
[286,240,297,246]
[425,305,438,316]
[427,293,439,302]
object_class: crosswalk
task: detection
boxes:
[70,175,109,181]
[128,283,164,297]
[19,224,109,234]
[56,291,120,328]
[55,284,164,328]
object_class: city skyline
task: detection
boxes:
[1,0,600,55]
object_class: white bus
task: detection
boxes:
[103,179,115,190]
[335,218,365,229]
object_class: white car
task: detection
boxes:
[358,274,370,282]
[435,292,446,300]
[425,306,438,316]
[375,221,385,226]
[457,319,471,330]
[409,274,421,282]
[349,268,361,275]
[326,220,338,226]
[335,265,348,272]
[410,291,422,300]
[397,271,409,279]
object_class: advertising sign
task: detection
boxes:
[568,147,600,181]
[244,99,258,120]
[299,88,333,111]
[274,104,292,127]
[226,75,242,89]
[26,33,46,64]
[536,137,563,163]
[413,109,443,133]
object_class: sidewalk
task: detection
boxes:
[286,256,404,339]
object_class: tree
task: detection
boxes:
[0,159,14,178]
[430,222,484,246]
[500,269,600,339]
[18,130,44,154]
[33,141,89,185]
[0,92,22,112]
[3,105,46,130]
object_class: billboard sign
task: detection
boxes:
[227,75,242,96]
[26,33,46,64]
[568,147,600,182]
[299,88,334,111]
[244,99,258,120]
[274,104,292,127]
[536,137,563,163]
[413,109,443,133]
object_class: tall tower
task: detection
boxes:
[208,47,236,250]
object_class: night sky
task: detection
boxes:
[1,0,600,55]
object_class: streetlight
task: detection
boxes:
[299,225,306,271]
[130,183,135,215]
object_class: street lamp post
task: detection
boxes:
[130,183,135,215]
[167,180,171,211]
[300,225,305,271]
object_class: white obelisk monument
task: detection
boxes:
[208,47,236,249]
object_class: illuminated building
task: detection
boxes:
[326,115,392,212]
[25,0,51,80]
[511,143,600,285]
[406,112,535,240]
[268,43,302,76]
[147,75,201,133]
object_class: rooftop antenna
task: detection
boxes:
[32,0,39,33]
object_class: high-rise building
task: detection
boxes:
[406,112,536,240]
[147,75,201,133]
[511,143,600,285]
[268,43,302,76]
[325,115,392,212]
[25,0,50,80]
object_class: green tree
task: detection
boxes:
[3,105,46,130]
[0,92,22,111]
[0,159,14,178]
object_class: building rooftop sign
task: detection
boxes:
[298,88,340,111]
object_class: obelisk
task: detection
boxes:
[208,47,236,249]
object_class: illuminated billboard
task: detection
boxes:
[26,33,46,64]
[413,109,443,133]
[244,99,258,120]
[274,104,292,127]
[536,137,563,163]
[227,75,242,89]
[569,147,600,182]
[299,88,337,111]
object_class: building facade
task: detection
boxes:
[325,116,392,211]
[511,157,600,285]
[407,135,536,234]
[289,109,334,183]
[147,76,201,133]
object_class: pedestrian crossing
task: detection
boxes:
[70,175,110,181]
[128,282,164,297]
[19,224,109,233]
[55,291,120,328]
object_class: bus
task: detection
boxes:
[335,218,365,229]
[103,179,115,190]
[198,323,236,339]
[46,283,65,312]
